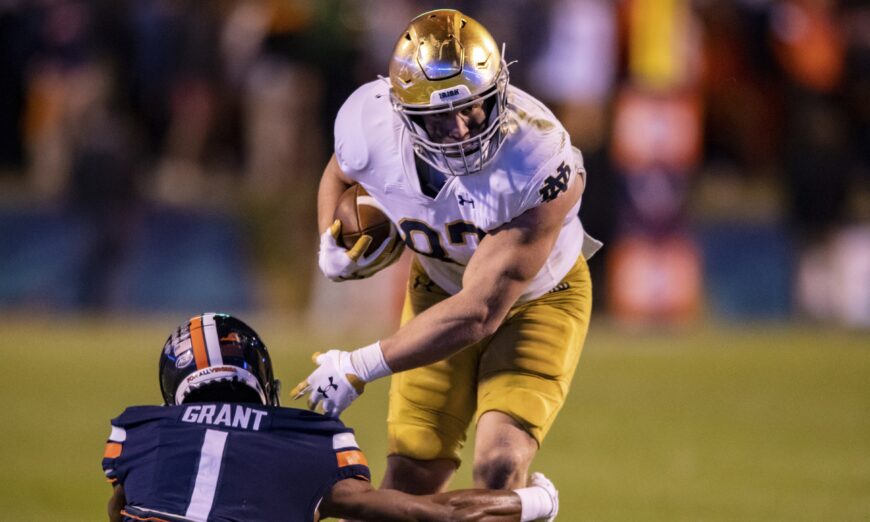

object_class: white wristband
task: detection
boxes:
[514,486,555,522]
[349,341,392,383]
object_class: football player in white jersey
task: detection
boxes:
[295,9,600,498]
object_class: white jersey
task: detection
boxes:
[334,80,601,303]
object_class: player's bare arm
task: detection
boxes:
[318,153,355,233]
[428,489,522,521]
[319,477,452,521]
[380,168,584,371]
[107,484,124,522]
[319,475,554,522]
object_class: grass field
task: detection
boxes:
[2,315,868,521]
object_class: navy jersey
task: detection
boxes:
[102,404,370,522]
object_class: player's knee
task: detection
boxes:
[472,450,528,490]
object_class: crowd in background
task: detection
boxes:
[0,0,867,326]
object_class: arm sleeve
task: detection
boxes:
[515,141,582,216]
[334,83,378,182]
[331,431,371,482]
[101,424,127,486]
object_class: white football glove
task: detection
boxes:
[530,472,559,522]
[291,350,365,417]
[318,219,404,281]
[515,472,559,521]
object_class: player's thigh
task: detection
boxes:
[387,260,478,463]
[477,256,593,444]
[387,349,479,462]
[381,455,457,494]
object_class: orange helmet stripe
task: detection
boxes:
[189,316,209,370]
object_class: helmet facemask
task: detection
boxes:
[391,62,509,176]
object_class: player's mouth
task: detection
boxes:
[444,142,481,157]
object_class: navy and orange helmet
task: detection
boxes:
[159,313,281,406]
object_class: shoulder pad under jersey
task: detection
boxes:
[494,87,580,219]
[269,407,353,433]
[334,79,393,179]
[111,405,174,428]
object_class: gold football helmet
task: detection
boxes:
[388,9,509,176]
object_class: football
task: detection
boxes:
[333,184,397,257]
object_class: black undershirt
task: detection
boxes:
[415,155,447,198]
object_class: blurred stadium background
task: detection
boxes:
[0,0,868,520]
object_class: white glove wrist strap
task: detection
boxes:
[514,486,555,522]
[349,341,392,383]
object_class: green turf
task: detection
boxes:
[2,316,868,520]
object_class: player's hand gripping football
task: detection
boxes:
[318,219,404,281]
[291,350,366,417]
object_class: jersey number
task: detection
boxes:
[185,429,229,520]
[399,219,486,264]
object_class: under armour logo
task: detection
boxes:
[457,194,475,208]
[412,275,435,292]
[548,282,571,294]
[317,376,339,398]
[539,161,572,202]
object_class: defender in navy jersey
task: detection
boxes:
[103,313,559,521]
